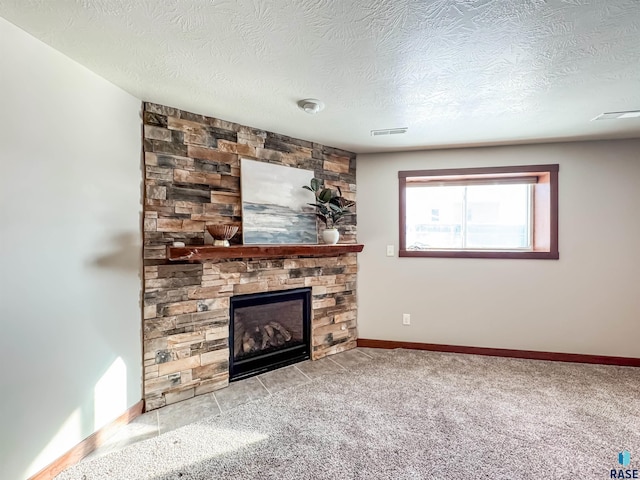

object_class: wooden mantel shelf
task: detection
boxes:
[167,244,365,262]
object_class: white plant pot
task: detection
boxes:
[322,228,340,245]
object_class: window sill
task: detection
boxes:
[399,250,559,260]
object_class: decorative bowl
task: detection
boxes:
[206,225,239,246]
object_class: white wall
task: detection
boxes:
[0,18,142,479]
[357,140,640,359]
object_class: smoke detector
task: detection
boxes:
[297,99,325,115]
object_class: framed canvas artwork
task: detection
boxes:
[240,159,317,244]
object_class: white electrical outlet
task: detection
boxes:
[402,313,411,325]
[386,245,394,256]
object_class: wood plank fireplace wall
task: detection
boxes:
[142,103,358,411]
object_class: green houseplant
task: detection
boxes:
[303,178,355,244]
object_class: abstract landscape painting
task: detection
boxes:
[241,159,317,244]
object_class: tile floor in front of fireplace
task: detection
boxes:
[83,347,385,462]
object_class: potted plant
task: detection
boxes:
[303,178,355,244]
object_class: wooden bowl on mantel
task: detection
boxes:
[206,225,239,247]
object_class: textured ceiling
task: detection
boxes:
[1,0,640,153]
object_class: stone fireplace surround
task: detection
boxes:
[142,103,359,411]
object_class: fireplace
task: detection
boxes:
[229,288,311,381]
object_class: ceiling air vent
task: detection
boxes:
[371,127,408,136]
[592,110,640,120]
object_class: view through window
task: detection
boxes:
[406,183,532,250]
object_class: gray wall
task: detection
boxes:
[357,140,640,358]
[0,18,142,479]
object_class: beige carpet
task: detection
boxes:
[56,349,640,479]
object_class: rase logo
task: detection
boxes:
[611,450,639,479]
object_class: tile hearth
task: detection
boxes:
[83,348,379,463]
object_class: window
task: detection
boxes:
[399,164,559,259]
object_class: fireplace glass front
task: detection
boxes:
[229,287,311,380]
